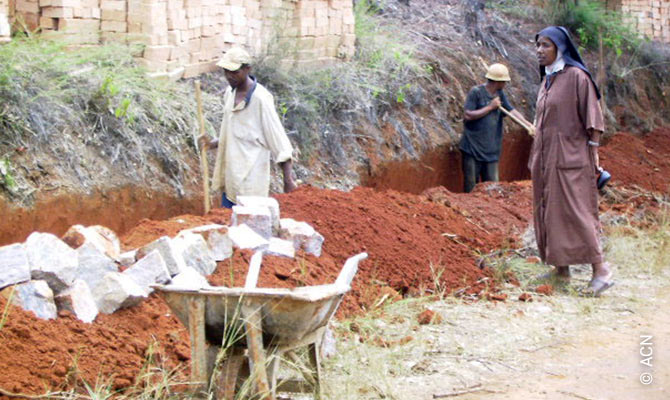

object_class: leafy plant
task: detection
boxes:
[0,159,16,190]
[550,0,641,57]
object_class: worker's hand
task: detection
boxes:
[197,135,216,150]
[527,125,536,137]
[489,96,501,110]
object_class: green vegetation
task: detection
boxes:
[0,35,210,198]
[488,0,546,21]
[252,0,425,157]
[606,205,670,276]
[549,0,641,56]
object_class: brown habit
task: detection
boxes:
[529,66,604,266]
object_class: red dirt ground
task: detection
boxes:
[0,183,534,397]
[600,127,670,193]
[1,128,668,396]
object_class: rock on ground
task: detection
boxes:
[174,231,217,276]
[76,242,119,291]
[0,243,31,290]
[62,225,121,260]
[169,267,211,290]
[237,196,281,235]
[183,224,233,261]
[122,250,171,293]
[266,238,295,258]
[136,236,187,276]
[227,224,269,250]
[279,218,324,257]
[3,280,57,320]
[231,205,273,239]
[55,279,98,323]
[93,272,148,314]
[25,232,78,293]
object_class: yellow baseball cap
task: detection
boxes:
[216,47,252,71]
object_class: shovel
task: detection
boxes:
[194,81,211,214]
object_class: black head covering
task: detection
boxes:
[535,26,600,99]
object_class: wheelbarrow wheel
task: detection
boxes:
[213,351,250,400]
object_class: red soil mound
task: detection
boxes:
[0,183,535,396]
[600,128,670,193]
[0,295,189,398]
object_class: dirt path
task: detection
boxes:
[460,286,670,400]
[324,234,670,400]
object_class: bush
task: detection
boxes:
[251,0,425,160]
[0,35,207,198]
[549,0,641,57]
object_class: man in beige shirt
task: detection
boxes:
[200,47,297,207]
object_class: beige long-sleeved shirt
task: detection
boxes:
[211,81,293,204]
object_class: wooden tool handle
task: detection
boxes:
[194,81,211,214]
[500,106,534,134]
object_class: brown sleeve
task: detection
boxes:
[576,69,604,135]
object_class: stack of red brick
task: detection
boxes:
[1,0,9,42]
[621,0,670,42]
[8,0,356,78]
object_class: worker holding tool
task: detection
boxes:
[199,47,297,208]
[459,63,533,193]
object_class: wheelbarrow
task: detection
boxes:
[154,252,367,399]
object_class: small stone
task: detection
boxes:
[417,309,443,325]
[535,284,554,296]
[486,292,508,302]
[518,293,533,302]
[0,243,31,290]
[55,280,98,323]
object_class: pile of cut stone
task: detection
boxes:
[0,196,324,323]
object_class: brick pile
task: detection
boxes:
[9,0,356,78]
[280,0,356,67]
[621,0,670,42]
[1,0,9,42]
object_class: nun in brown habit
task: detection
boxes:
[530,26,614,296]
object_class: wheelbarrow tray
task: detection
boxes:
[154,284,348,346]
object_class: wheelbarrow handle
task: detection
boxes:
[335,252,368,288]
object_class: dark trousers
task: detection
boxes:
[221,192,236,208]
[462,151,499,193]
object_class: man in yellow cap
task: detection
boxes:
[459,63,532,193]
[199,47,297,207]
